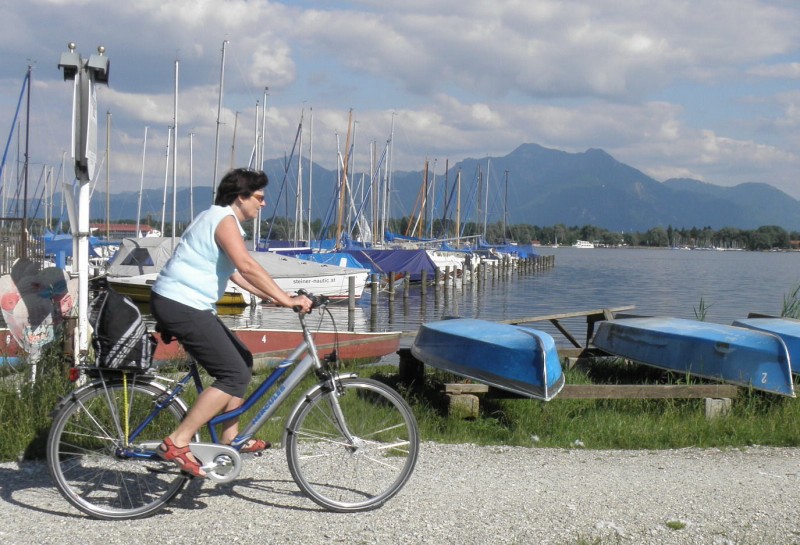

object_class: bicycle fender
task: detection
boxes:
[49,377,189,416]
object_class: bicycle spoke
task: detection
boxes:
[286,378,419,512]
[47,380,190,520]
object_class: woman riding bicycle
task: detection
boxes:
[150,168,312,478]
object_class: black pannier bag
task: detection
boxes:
[89,286,156,370]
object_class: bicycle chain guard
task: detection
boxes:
[190,443,243,483]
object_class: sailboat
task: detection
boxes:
[105,237,248,305]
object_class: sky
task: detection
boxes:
[2,0,800,209]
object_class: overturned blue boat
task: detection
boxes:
[733,317,800,375]
[592,317,795,397]
[411,318,565,401]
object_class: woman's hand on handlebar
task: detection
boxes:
[290,294,314,314]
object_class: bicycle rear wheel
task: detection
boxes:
[47,378,191,520]
[285,377,419,512]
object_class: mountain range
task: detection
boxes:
[75,143,800,233]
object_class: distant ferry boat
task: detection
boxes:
[572,240,595,249]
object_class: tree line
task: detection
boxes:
[484,222,797,250]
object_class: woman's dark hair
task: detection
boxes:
[214,168,268,206]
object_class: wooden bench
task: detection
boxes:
[498,305,636,348]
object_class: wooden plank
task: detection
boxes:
[444,383,490,394]
[557,384,739,400]
[499,305,636,325]
[443,383,738,399]
[500,305,636,348]
[550,318,582,348]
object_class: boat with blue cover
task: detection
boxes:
[732,317,800,375]
[410,318,565,401]
[591,317,795,396]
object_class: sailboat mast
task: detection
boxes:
[257,88,268,248]
[230,111,239,170]
[417,159,428,238]
[429,158,437,239]
[136,126,148,237]
[307,107,313,242]
[189,130,194,221]
[441,158,449,235]
[335,109,353,250]
[295,109,304,244]
[160,126,172,235]
[483,158,490,239]
[211,40,228,204]
[260,87,268,170]
[456,169,461,248]
[250,100,259,250]
[384,113,395,243]
[21,65,30,258]
[105,110,111,239]
[171,59,179,249]
[503,169,508,243]
[371,141,377,244]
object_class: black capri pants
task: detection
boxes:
[150,291,253,398]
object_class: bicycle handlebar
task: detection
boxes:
[293,289,329,312]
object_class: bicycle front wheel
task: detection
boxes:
[285,377,419,512]
[47,378,191,520]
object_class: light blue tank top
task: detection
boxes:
[152,205,245,311]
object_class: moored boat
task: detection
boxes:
[0,327,401,368]
[106,237,370,306]
[105,237,249,306]
[155,327,400,367]
[591,317,795,396]
[107,272,247,306]
[410,318,565,400]
[247,251,369,301]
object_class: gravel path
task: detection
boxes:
[1,443,798,545]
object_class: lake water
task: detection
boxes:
[219,247,800,349]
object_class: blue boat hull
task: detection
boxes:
[733,317,800,375]
[411,318,564,400]
[592,317,795,396]
[0,356,20,367]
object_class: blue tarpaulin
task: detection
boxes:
[42,233,103,258]
[344,248,437,282]
[291,252,366,269]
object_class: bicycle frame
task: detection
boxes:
[118,312,341,459]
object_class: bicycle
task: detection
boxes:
[46,291,419,520]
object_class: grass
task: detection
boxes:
[665,520,687,530]
[0,344,73,461]
[401,364,800,450]
[2,343,800,462]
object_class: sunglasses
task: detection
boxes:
[250,193,265,203]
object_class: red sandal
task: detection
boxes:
[239,439,272,453]
[157,437,206,478]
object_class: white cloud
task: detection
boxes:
[3,0,800,204]
[748,62,800,79]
